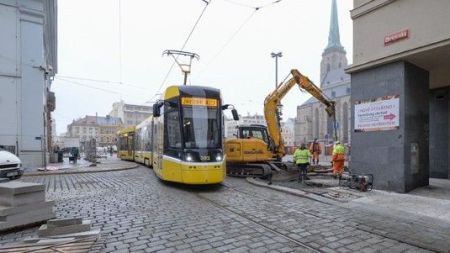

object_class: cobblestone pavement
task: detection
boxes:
[0,166,442,252]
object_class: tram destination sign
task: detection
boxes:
[181,97,218,107]
[354,95,400,132]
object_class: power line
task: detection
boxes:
[223,0,283,9]
[118,0,123,84]
[55,77,148,100]
[56,75,147,90]
[193,9,257,79]
[56,77,121,95]
[156,0,212,95]
[193,0,283,80]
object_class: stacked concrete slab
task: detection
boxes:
[0,218,100,252]
[38,218,91,236]
[0,181,54,231]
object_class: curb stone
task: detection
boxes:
[23,164,139,177]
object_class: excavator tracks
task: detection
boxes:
[226,163,272,178]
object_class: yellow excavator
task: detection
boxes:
[225,69,337,177]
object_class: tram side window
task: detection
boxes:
[119,136,127,151]
[165,110,182,149]
[145,124,152,151]
[135,130,141,152]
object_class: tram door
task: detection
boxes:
[128,134,134,158]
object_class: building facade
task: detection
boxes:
[224,114,266,138]
[295,0,351,146]
[109,100,152,127]
[281,118,295,148]
[67,115,122,147]
[348,0,450,192]
[0,0,58,167]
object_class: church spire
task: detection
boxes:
[324,0,345,53]
[320,0,348,84]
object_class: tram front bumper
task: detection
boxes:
[182,166,225,184]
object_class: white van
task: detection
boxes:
[0,150,24,179]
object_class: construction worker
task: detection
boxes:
[332,141,346,178]
[309,138,321,165]
[293,143,311,182]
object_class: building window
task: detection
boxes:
[331,91,336,98]
[346,87,351,94]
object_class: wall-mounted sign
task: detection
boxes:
[384,30,409,46]
[354,95,400,132]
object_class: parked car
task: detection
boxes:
[0,150,24,180]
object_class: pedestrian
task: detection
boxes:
[332,141,346,178]
[309,138,321,165]
[293,143,311,182]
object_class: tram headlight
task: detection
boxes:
[215,154,222,162]
[186,153,193,162]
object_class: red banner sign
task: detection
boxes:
[384,30,409,45]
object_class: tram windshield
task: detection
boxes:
[182,106,221,149]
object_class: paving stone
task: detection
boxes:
[0,167,438,253]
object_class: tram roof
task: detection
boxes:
[136,116,153,129]
[117,126,136,135]
[164,85,221,100]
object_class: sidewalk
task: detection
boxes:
[23,156,138,176]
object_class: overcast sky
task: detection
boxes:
[52,0,353,134]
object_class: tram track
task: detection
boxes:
[194,186,325,253]
[218,180,435,253]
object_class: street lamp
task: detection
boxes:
[271,52,282,88]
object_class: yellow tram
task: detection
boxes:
[118,85,234,185]
[134,116,153,167]
[117,126,135,161]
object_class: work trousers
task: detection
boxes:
[297,163,308,181]
[312,152,320,164]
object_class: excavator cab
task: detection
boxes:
[237,125,275,152]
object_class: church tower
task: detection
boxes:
[320,0,348,85]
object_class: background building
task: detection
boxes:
[109,100,152,127]
[0,0,58,167]
[224,113,266,138]
[348,0,450,192]
[67,115,122,147]
[281,118,296,153]
[295,0,351,147]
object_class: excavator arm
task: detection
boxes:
[263,69,336,160]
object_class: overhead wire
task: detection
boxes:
[223,0,283,9]
[57,75,147,90]
[193,0,283,80]
[118,0,123,84]
[155,0,212,95]
[55,77,148,100]
[193,9,257,80]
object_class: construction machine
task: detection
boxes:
[225,69,337,177]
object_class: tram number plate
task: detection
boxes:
[200,155,210,161]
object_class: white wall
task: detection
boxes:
[0,0,57,168]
